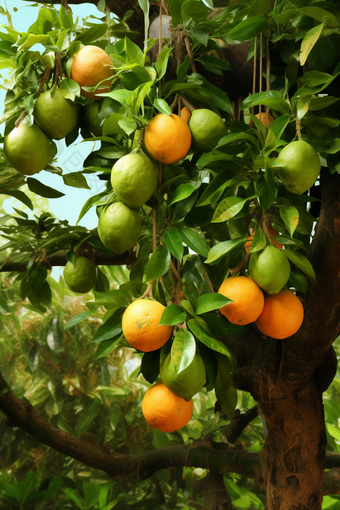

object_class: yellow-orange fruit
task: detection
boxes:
[255,289,304,340]
[71,45,113,100]
[218,276,264,325]
[180,106,191,123]
[122,299,172,352]
[250,112,274,128]
[142,382,193,432]
[144,114,192,164]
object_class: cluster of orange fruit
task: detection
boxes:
[218,275,304,340]
[122,299,194,433]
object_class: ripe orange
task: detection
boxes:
[255,289,304,340]
[218,276,264,325]
[144,114,192,165]
[245,226,283,252]
[142,381,193,432]
[250,112,274,128]
[122,299,172,352]
[71,45,113,100]
[180,106,191,123]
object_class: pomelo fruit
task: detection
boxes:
[188,109,227,151]
[34,87,78,140]
[4,120,53,175]
[97,201,141,254]
[276,139,320,194]
[63,256,97,293]
[111,151,157,208]
[248,245,291,295]
[160,351,206,400]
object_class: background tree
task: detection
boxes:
[1,1,340,509]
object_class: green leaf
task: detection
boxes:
[155,46,173,81]
[215,356,237,418]
[188,318,232,358]
[300,23,324,66]
[3,190,33,210]
[146,245,171,281]
[256,175,277,211]
[62,172,90,189]
[154,98,171,115]
[193,293,232,315]
[212,197,250,223]
[93,334,123,360]
[178,226,210,258]
[248,228,266,254]
[64,310,93,329]
[241,91,290,115]
[140,350,160,383]
[171,329,196,375]
[159,304,186,326]
[27,344,40,373]
[280,206,299,237]
[228,16,268,41]
[124,36,144,65]
[206,237,247,265]
[90,315,122,343]
[284,249,316,281]
[162,227,184,261]
[168,183,196,206]
[26,178,64,198]
[288,265,308,293]
[60,78,80,100]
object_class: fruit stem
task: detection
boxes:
[201,264,215,293]
[230,252,250,276]
[141,280,154,299]
[260,216,274,246]
[296,119,302,140]
[53,53,63,87]
[170,94,179,112]
[34,67,52,99]
[178,95,195,113]
[15,110,28,128]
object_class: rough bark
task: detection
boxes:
[193,473,232,510]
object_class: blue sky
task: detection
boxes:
[1,0,105,230]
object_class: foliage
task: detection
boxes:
[1,0,340,507]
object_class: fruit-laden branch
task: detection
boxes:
[0,369,259,480]
[0,250,137,272]
[282,169,340,387]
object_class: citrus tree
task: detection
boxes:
[1,0,340,509]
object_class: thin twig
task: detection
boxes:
[170,94,179,112]
[158,0,163,56]
[185,34,197,74]
[266,36,271,132]
[259,33,263,120]
[201,265,215,293]
[15,110,28,128]
[178,95,195,112]
[252,37,257,116]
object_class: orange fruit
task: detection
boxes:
[144,114,192,165]
[142,381,193,432]
[71,45,113,100]
[245,226,283,252]
[255,289,304,340]
[218,276,264,325]
[122,299,172,352]
[180,106,191,123]
[250,112,274,128]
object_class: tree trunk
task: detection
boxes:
[259,383,326,509]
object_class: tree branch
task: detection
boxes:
[0,370,259,481]
[323,468,340,495]
[0,250,137,272]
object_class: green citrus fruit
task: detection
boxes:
[111,151,157,209]
[248,245,291,295]
[188,109,228,151]
[97,201,141,254]
[87,101,102,137]
[4,120,53,175]
[160,352,206,400]
[63,256,97,293]
[277,139,321,194]
[34,87,78,140]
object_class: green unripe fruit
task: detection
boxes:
[111,152,157,208]
[97,201,141,254]
[188,108,228,151]
[160,352,206,400]
[63,256,97,293]
[248,245,291,295]
[34,87,78,140]
[276,139,321,194]
[4,120,53,175]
